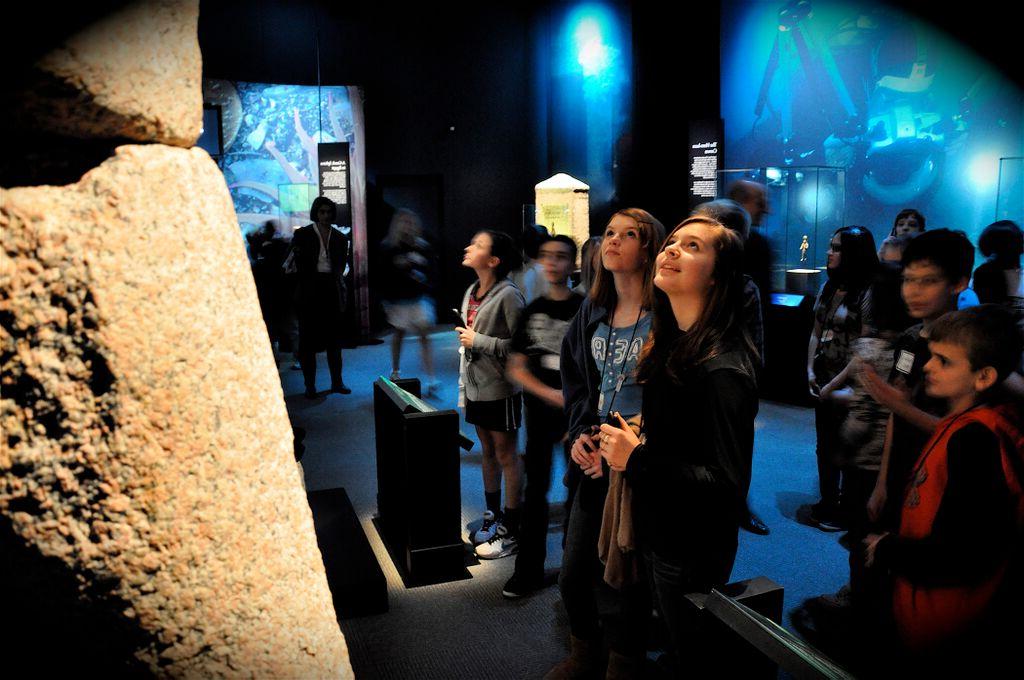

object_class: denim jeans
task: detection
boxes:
[558,477,650,655]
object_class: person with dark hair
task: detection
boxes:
[457,230,526,558]
[502,235,583,598]
[795,260,913,640]
[511,223,551,303]
[573,235,603,295]
[292,196,350,398]
[878,234,910,264]
[890,209,926,237]
[597,216,759,676]
[250,219,291,349]
[864,305,1023,673]
[549,208,665,678]
[727,180,773,316]
[861,229,975,534]
[973,220,1023,314]
[693,199,768,535]
[805,226,879,531]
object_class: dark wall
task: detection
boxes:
[631,2,722,228]
[199,2,545,317]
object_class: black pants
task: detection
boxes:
[842,467,885,614]
[814,400,847,512]
[298,273,344,390]
[645,538,736,676]
[513,394,569,582]
[299,345,342,391]
[558,478,650,656]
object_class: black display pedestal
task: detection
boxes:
[373,377,468,586]
[762,293,816,405]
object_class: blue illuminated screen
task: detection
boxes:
[721,0,1023,259]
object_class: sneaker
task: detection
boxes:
[475,524,518,559]
[423,379,441,397]
[389,370,401,381]
[472,510,499,544]
[813,515,846,532]
[502,572,543,599]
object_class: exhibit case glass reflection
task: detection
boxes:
[718,166,846,296]
[997,157,1023,225]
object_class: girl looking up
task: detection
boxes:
[597,216,759,676]
[457,230,525,557]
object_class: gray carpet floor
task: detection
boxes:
[280,329,846,679]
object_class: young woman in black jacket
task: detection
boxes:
[598,215,760,675]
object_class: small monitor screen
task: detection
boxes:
[771,293,805,308]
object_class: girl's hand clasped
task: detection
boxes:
[570,431,604,479]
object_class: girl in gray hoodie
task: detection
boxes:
[457,230,526,556]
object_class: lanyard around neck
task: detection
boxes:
[601,307,644,415]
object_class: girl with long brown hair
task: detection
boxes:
[597,216,759,675]
[548,208,665,678]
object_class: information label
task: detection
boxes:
[317,142,352,226]
[687,119,723,211]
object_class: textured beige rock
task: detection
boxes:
[1,145,352,677]
[17,0,202,146]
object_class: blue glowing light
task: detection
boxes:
[574,17,610,76]
[968,153,999,190]
[564,5,619,80]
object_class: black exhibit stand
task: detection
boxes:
[762,292,816,405]
[373,377,469,586]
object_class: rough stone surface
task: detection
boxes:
[17,0,202,146]
[1,145,352,677]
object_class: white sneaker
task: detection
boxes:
[472,510,498,545]
[389,370,401,381]
[475,524,518,559]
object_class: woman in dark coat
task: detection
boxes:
[293,196,350,398]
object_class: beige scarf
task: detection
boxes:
[597,415,642,589]
[597,469,637,589]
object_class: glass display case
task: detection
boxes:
[997,157,1023,225]
[535,173,591,265]
[718,166,846,296]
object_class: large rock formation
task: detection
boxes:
[1,1,352,675]
[15,0,202,147]
[1,145,351,677]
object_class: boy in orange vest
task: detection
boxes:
[864,304,1024,671]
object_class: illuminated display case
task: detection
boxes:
[997,157,1023,225]
[718,166,846,295]
[535,173,591,263]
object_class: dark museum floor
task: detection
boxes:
[280,329,846,679]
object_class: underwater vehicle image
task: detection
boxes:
[749,0,975,206]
